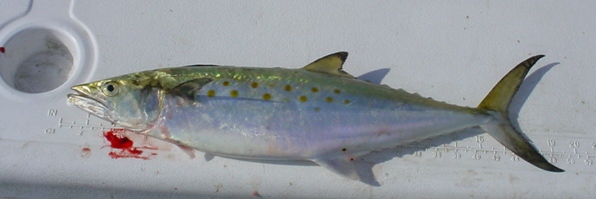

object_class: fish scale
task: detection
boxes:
[68,52,563,183]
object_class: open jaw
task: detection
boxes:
[67,91,111,120]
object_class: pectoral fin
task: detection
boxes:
[168,78,213,100]
[175,144,196,159]
[302,52,356,78]
[313,157,360,181]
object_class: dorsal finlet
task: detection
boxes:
[302,52,355,78]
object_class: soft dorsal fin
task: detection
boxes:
[302,52,356,78]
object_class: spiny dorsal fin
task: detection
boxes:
[184,64,220,67]
[302,52,356,78]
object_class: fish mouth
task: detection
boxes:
[68,85,111,120]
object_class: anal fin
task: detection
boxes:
[313,157,360,181]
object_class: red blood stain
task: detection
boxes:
[104,129,133,149]
[0,47,4,54]
[103,129,157,160]
[252,191,262,198]
[81,147,92,158]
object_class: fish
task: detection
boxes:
[67,52,563,182]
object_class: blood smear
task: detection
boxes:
[104,129,133,149]
[81,147,92,158]
[0,47,5,54]
[103,129,156,160]
[252,191,262,198]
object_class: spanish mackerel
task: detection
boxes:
[67,52,563,182]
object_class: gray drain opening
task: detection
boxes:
[0,28,75,93]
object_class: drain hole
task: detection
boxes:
[0,28,75,93]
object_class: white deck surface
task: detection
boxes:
[0,1,594,198]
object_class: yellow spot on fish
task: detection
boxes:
[207,90,216,97]
[343,99,351,104]
[263,93,272,100]
[334,89,341,94]
[251,82,259,88]
[326,97,333,103]
[223,81,230,86]
[314,107,320,112]
[230,90,238,98]
[311,87,318,93]
[299,96,308,102]
[284,85,292,92]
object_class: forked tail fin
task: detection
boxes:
[478,55,564,172]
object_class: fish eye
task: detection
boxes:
[101,82,119,96]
